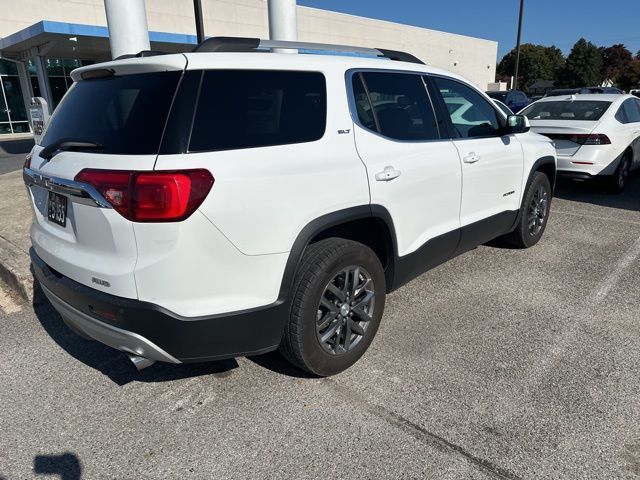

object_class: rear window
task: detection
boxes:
[521,100,611,121]
[42,71,181,154]
[188,70,326,152]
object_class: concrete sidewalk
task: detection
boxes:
[0,169,36,302]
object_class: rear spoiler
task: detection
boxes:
[70,54,187,82]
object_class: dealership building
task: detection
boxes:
[0,0,498,137]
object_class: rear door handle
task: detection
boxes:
[463,152,481,164]
[375,166,401,181]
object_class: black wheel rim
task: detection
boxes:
[618,157,630,189]
[316,266,375,355]
[527,185,548,237]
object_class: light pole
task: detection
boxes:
[193,0,205,44]
[513,0,524,90]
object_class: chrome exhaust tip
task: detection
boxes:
[128,354,156,370]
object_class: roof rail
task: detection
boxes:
[193,36,425,65]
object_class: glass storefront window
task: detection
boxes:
[1,57,93,135]
[0,59,31,134]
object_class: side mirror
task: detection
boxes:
[505,114,530,134]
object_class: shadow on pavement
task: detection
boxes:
[33,295,239,386]
[34,452,82,480]
[247,351,316,379]
[0,138,34,156]
[554,172,640,212]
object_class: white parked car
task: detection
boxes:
[23,37,556,376]
[521,94,640,192]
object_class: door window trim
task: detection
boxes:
[426,74,508,141]
[344,68,446,144]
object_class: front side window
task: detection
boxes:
[189,70,326,152]
[433,77,501,138]
[352,72,439,141]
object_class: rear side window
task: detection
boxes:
[521,100,611,121]
[622,99,640,123]
[42,71,182,154]
[189,70,326,152]
[353,72,439,141]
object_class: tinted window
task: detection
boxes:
[434,77,501,138]
[355,72,439,141]
[42,71,181,154]
[189,70,326,152]
[494,101,513,116]
[521,100,611,121]
[516,92,528,102]
[622,99,640,123]
[352,74,376,131]
[486,91,508,102]
[615,104,629,123]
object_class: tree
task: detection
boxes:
[601,44,633,84]
[556,38,603,87]
[618,59,640,91]
[497,44,564,91]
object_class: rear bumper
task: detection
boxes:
[32,249,287,363]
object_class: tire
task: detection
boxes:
[279,238,386,377]
[504,171,552,248]
[606,153,631,194]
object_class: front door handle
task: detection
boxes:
[463,152,481,164]
[375,166,401,181]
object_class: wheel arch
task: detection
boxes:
[277,205,399,299]
[530,155,557,192]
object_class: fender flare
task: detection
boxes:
[276,205,398,301]
[512,155,556,230]
[526,155,557,191]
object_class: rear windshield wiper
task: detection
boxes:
[40,138,103,160]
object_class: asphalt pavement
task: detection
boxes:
[0,175,639,479]
[0,138,32,175]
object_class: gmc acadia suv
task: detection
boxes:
[24,37,556,376]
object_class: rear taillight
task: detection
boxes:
[74,169,214,222]
[24,153,31,169]
[544,133,611,145]
[570,133,611,145]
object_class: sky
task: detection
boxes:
[297,0,640,61]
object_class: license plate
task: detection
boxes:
[47,192,67,227]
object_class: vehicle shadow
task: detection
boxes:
[0,138,34,156]
[247,351,317,379]
[34,452,82,480]
[553,171,640,212]
[33,290,238,386]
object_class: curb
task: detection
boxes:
[0,236,43,305]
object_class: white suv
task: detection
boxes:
[24,37,556,376]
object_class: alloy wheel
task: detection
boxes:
[527,185,548,236]
[618,157,630,190]
[316,266,375,355]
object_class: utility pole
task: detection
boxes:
[104,0,150,59]
[513,0,525,90]
[193,0,205,44]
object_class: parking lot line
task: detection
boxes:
[593,235,640,302]
[552,208,640,226]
